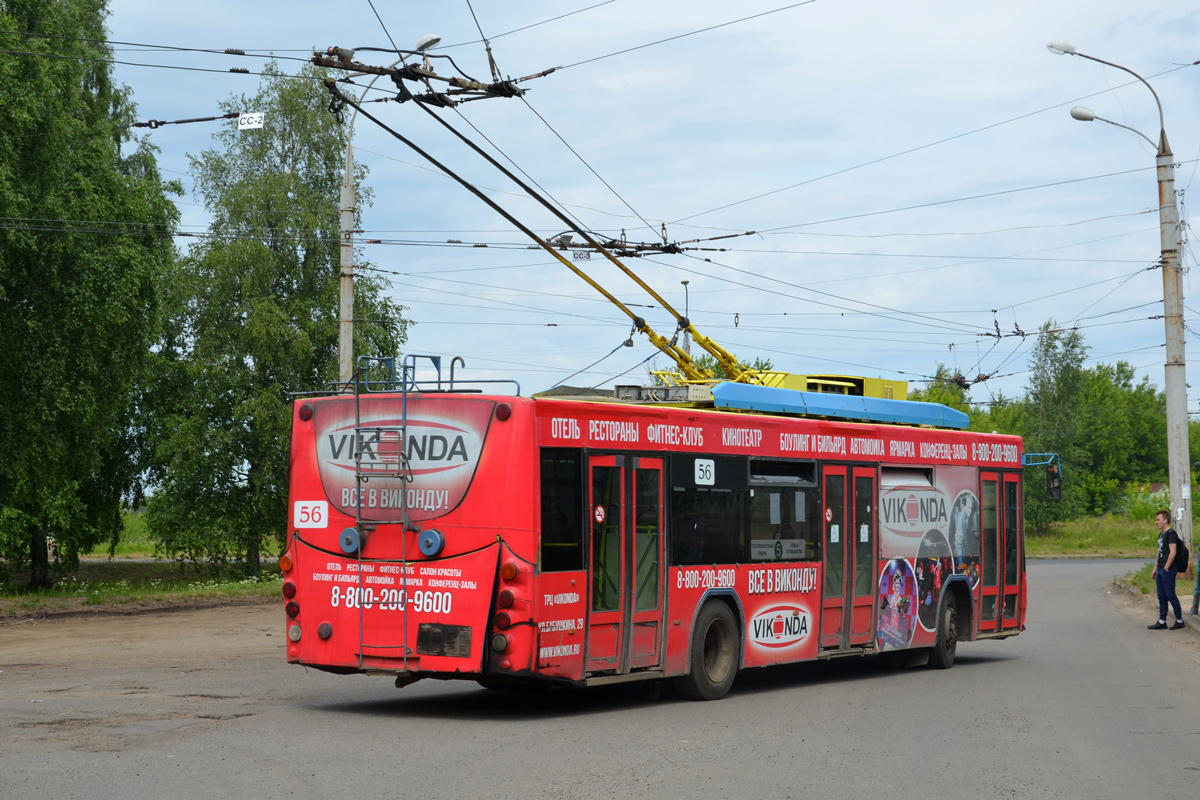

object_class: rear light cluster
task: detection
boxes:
[281,554,302,642]
[492,560,524,655]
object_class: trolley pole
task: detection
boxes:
[334,56,404,390]
[1049,42,1195,612]
[339,145,355,389]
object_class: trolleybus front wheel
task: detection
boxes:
[928,602,957,669]
[675,601,739,700]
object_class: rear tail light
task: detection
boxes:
[495,403,511,421]
[282,581,296,599]
[279,554,293,572]
[317,622,333,640]
[298,402,313,421]
[288,625,302,642]
[500,561,518,581]
[498,589,514,608]
[494,611,511,630]
[491,634,508,653]
[286,601,300,619]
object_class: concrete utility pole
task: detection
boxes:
[1049,42,1195,612]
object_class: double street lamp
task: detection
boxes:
[1049,41,1195,612]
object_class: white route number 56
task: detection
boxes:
[293,501,328,528]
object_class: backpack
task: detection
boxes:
[1175,537,1190,573]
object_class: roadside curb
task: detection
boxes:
[1110,578,1200,639]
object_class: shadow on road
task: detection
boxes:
[310,651,1015,721]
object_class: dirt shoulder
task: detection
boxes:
[1,560,279,623]
[0,592,275,625]
[1106,576,1200,658]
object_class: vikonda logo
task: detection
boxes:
[312,397,495,522]
[319,419,479,477]
[749,604,811,648]
[880,487,948,535]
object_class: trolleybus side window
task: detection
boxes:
[748,459,820,563]
[853,474,875,597]
[539,449,584,572]
[1003,479,1019,616]
[981,478,999,620]
[592,466,622,610]
[634,469,661,610]
[669,454,749,566]
[823,472,846,598]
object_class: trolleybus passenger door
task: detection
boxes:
[979,473,1000,633]
[628,458,664,669]
[820,466,848,649]
[848,467,877,647]
[585,455,665,674]
[1000,473,1022,630]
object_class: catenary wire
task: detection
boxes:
[435,1,616,50]
[558,1,818,71]
[670,62,1200,224]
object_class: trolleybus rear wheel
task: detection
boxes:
[928,602,957,669]
[675,601,739,700]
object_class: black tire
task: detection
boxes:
[673,601,739,700]
[928,602,957,669]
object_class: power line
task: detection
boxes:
[0,45,290,78]
[762,210,1156,240]
[521,96,660,241]
[670,62,1200,225]
[671,252,988,334]
[364,0,406,65]
[0,30,312,61]
[558,1,818,71]
[438,1,617,50]
[758,165,1170,234]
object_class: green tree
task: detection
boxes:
[0,0,179,587]
[146,63,408,575]
[1020,322,1088,532]
[691,352,774,379]
[647,351,773,385]
[1072,362,1166,514]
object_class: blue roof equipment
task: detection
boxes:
[711,383,969,429]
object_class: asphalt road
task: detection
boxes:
[2,560,1198,799]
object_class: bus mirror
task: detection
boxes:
[1046,464,1062,501]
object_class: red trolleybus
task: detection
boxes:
[280,358,1036,700]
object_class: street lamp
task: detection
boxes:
[337,35,440,388]
[1050,41,1194,612]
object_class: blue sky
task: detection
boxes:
[107,1,1200,407]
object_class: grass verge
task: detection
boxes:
[1114,562,1196,596]
[0,561,282,619]
[1026,515,1158,558]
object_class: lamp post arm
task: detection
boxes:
[1073,51,1167,153]
[1092,115,1158,149]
